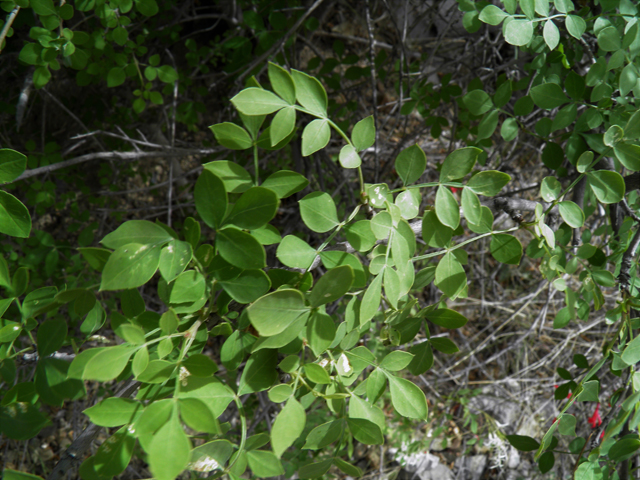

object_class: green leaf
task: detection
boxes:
[101,220,172,249]
[396,144,427,185]
[195,170,227,230]
[261,170,309,198]
[107,67,126,87]
[309,265,354,307]
[461,188,482,224]
[306,312,336,356]
[435,251,466,299]
[490,234,522,265]
[188,440,234,472]
[477,109,500,140]
[179,398,219,434]
[37,318,67,357]
[271,398,306,457]
[543,20,560,50]
[625,111,640,140]
[159,240,192,282]
[345,220,376,252]
[276,235,316,269]
[84,398,141,427]
[0,191,31,238]
[268,384,293,403]
[238,350,278,395]
[334,458,363,478]
[220,269,271,304]
[558,201,584,228]
[380,351,414,371]
[479,5,508,25]
[177,376,234,417]
[530,83,569,110]
[422,210,453,247]
[303,420,344,449]
[440,147,481,182]
[564,15,587,40]
[304,363,331,384]
[2,470,45,480]
[620,64,637,97]
[430,337,459,354]
[558,414,576,436]
[270,107,296,146]
[299,191,339,232]
[388,375,428,419]
[251,312,308,352]
[352,115,375,151]
[225,187,278,230]
[367,183,392,208]
[217,228,265,269]
[100,243,161,291]
[604,125,624,147]
[426,308,468,329]
[0,402,50,440]
[81,345,137,381]
[339,144,361,169]
[299,458,333,479]
[506,435,540,452]
[301,119,331,156]
[463,90,493,115]
[247,289,308,337]
[210,123,253,150]
[148,414,191,480]
[268,63,296,104]
[435,186,460,229]
[31,0,56,15]
[466,170,510,196]
[587,170,625,204]
[135,0,159,16]
[247,450,284,477]
[347,417,383,445]
[182,354,218,377]
[231,87,289,115]
[615,143,640,171]
[622,334,640,364]
[597,26,621,51]
[0,149,27,184]
[395,189,420,220]
[292,69,328,116]
[360,272,383,323]
[505,19,533,46]
[203,161,253,193]
[609,438,640,461]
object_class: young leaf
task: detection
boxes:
[380,351,414,371]
[339,144,361,168]
[276,235,317,269]
[466,170,510,196]
[543,20,559,50]
[530,83,569,110]
[360,272,383,323]
[558,201,585,228]
[479,5,508,25]
[84,398,141,427]
[82,345,137,381]
[271,398,306,457]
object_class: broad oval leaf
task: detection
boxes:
[0,149,27,184]
[216,228,265,269]
[210,122,253,150]
[0,191,31,238]
[426,308,468,329]
[352,115,375,151]
[440,147,481,182]
[504,20,533,46]
[558,201,585,228]
[195,170,228,229]
[490,234,522,265]
[225,187,279,230]
[231,87,289,115]
[466,170,510,196]
[587,170,625,204]
[309,265,354,307]
[530,83,569,110]
[292,69,328,116]
[301,119,331,156]
[435,251,466,299]
[268,62,296,104]
[247,289,309,337]
[299,191,339,233]
[100,243,161,291]
[271,398,306,457]
[435,186,460,229]
[388,375,428,419]
[261,170,309,198]
[396,144,426,185]
[339,144,361,168]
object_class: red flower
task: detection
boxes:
[588,403,602,428]
[450,187,461,194]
